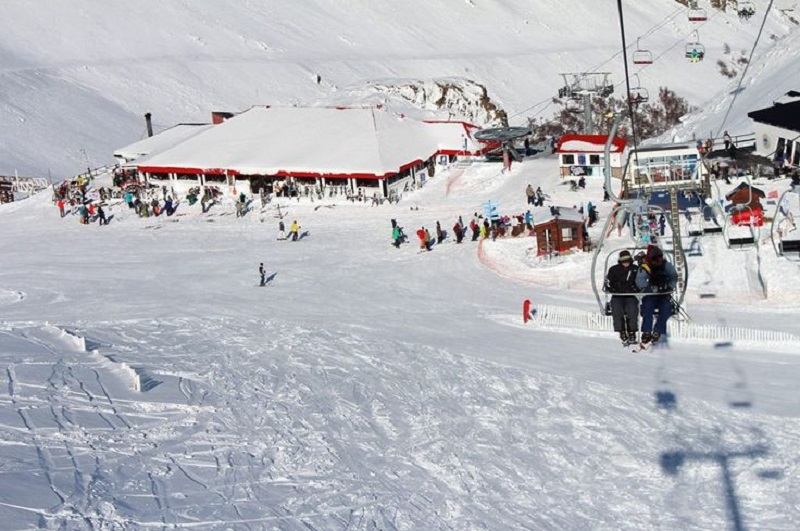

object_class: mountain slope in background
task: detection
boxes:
[0,0,797,178]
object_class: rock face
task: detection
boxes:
[332,77,508,126]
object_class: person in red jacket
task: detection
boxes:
[416,228,426,250]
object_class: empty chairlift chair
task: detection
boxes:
[687,2,708,22]
[632,39,653,65]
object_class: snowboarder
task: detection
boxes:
[97,205,107,226]
[436,221,444,244]
[526,184,535,205]
[57,199,65,218]
[424,228,433,251]
[290,220,300,241]
[636,245,678,346]
[278,220,286,240]
[658,213,667,236]
[604,250,639,346]
[259,263,266,286]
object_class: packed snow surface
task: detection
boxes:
[2,154,800,529]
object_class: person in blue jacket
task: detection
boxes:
[636,245,678,345]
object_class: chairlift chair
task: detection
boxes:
[738,1,756,20]
[591,203,689,313]
[770,188,800,260]
[629,88,649,105]
[685,32,705,63]
[565,99,583,114]
[632,39,653,65]
[627,74,648,105]
[687,2,708,22]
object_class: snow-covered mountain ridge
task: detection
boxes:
[0,0,797,178]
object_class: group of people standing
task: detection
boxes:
[403,213,503,251]
[604,244,678,347]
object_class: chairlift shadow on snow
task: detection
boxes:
[660,444,769,531]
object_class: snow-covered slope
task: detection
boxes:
[0,0,797,177]
[2,143,800,529]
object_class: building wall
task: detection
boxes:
[754,122,800,165]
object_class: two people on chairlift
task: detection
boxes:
[605,245,678,347]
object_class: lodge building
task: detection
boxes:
[114,106,490,197]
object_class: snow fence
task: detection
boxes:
[531,304,800,345]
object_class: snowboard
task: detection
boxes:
[523,299,532,323]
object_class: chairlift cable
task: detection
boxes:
[616,0,640,155]
[508,5,685,125]
[716,0,775,140]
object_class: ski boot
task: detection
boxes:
[640,332,653,345]
[650,332,661,344]
[619,331,629,346]
[627,331,638,346]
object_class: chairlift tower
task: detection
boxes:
[557,72,614,135]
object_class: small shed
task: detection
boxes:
[531,206,587,255]
[556,134,626,179]
[725,182,765,209]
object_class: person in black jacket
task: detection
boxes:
[605,249,640,345]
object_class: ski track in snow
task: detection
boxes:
[0,317,798,529]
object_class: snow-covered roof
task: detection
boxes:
[113,124,213,164]
[531,206,584,225]
[133,107,481,178]
[556,135,626,154]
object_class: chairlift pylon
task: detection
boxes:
[685,31,705,63]
[632,39,653,65]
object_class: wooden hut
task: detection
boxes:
[531,206,587,255]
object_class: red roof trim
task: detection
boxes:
[556,134,627,153]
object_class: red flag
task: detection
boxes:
[767,189,779,199]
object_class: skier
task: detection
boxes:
[259,263,266,287]
[424,228,433,251]
[636,245,678,346]
[453,220,463,244]
[526,184,535,205]
[289,220,300,241]
[97,205,107,226]
[436,221,444,244]
[658,213,667,236]
[392,224,402,248]
[417,227,427,251]
[604,250,639,346]
[723,130,732,152]
[57,199,65,218]
[278,220,286,240]
[470,216,479,241]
